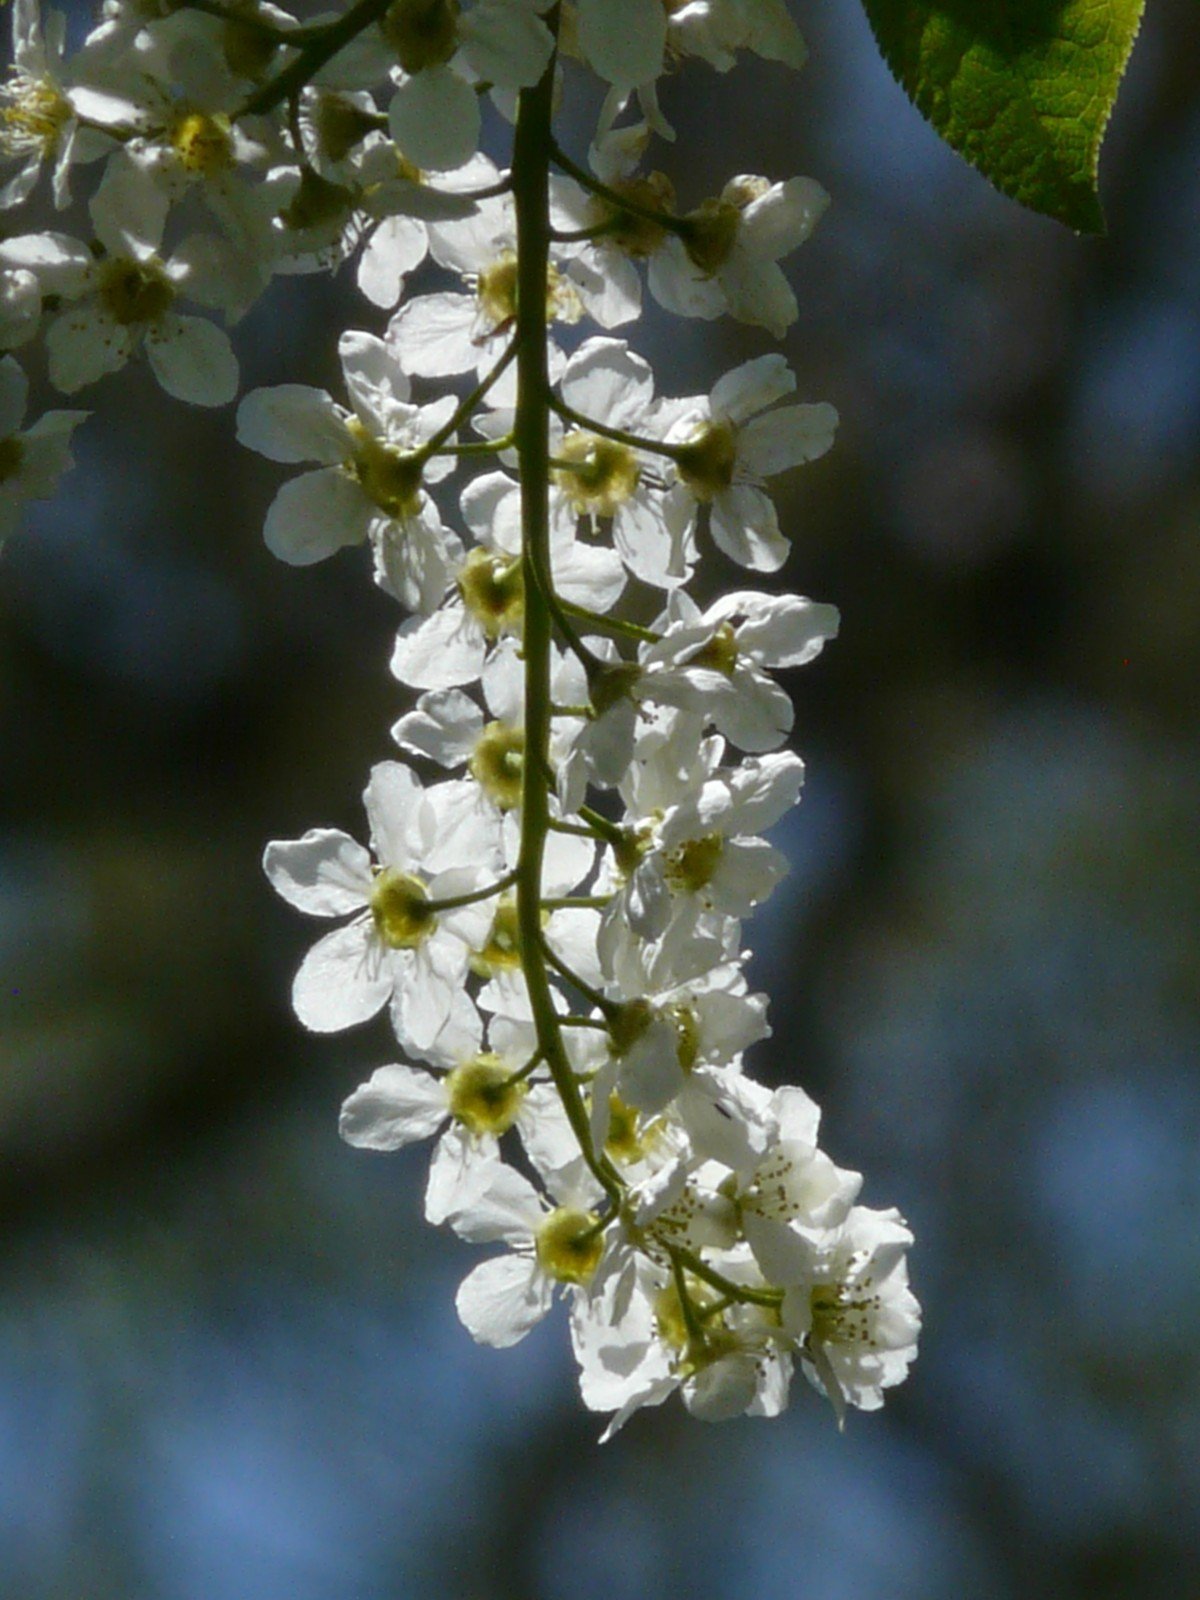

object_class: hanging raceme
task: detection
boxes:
[0,0,919,1436]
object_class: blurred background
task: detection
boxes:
[2,1,1198,1595]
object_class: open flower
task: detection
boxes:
[263,762,501,1052]
[237,329,462,610]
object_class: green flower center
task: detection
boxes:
[469,897,523,975]
[446,1053,527,1137]
[470,720,525,810]
[370,868,435,949]
[664,833,723,895]
[593,171,676,258]
[673,420,737,500]
[608,997,655,1058]
[457,548,525,639]
[314,93,381,163]
[98,257,175,327]
[475,254,581,334]
[688,623,739,676]
[280,169,355,232]
[555,431,640,518]
[348,420,424,518]
[682,197,741,275]
[535,1207,604,1285]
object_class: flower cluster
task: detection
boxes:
[2,0,919,1434]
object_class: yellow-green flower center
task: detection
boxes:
[664,833,723,895]
[369,868,435,949]
[280,168,355,232]
[475,253,582,334]
[457,548,525,639]
[170,111,234,177]
[348,419,424,518]
[667,1001,701,1072]
[608,997,655,1058]
[535,1206,604,1285]
[98,256,175,327]
[673,420,737,500]
[446,1053,527,1137]
[469,897,522,975]
[382,0,461,73]
[682,197,741,275]
[554,431,641,518]
[688,622,739,676]
[470,720,525,810]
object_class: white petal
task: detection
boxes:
[263,468,370,565]
[390,603,486,690]
[711,484,788,572]
[576,0,665,88]
[236,385,351,464]
[389,67,480,172]
[387,291,477,378]
[710,353,795,424]
[339,1063,448,1149]
[455,1253,552,1347]
[292,920,390,1032]
[738,401,837,477]
[357,215,428,309]
[145,314,238,408]
[263,828,372,914]
[462,0,553,86]
[391,687,481,765]
[46,309,130,393]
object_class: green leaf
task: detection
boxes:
[858,0,1146,233]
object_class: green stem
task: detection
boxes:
[551,393,686,464]
[512,20,622,1209]
[549,139,693,239]
[560,599,662,645]
[427,870,518,912]
[669,1245,784,1311]
[419,340,518,460]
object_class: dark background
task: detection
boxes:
[2,2,1198,1595]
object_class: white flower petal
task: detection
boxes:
[263,467,371,565]
[291,920,389,1032]
[145,314,238,408]
[339,1063,448,1149]
[263,828,373,914]
[455,1253,552,1347]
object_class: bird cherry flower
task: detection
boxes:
[649,172,830,337]
[782,1205,922,1426]
[0,0,118,210]
[447,1145,609,1350]
[236,329,463,610]
[388,468,625,690]
[263,760,502,1052]
[0,172,239,405]
[638,588,841,752]
[661,352,838,572]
